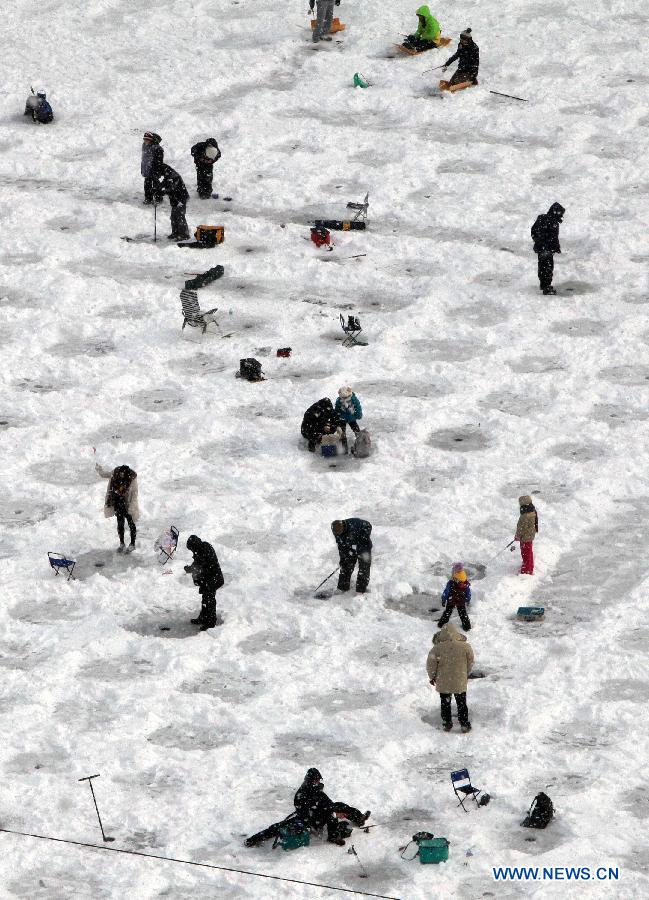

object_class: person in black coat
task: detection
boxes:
[184,535,224,629]
[191,138,221,199]
[531,202,565,295]
[158,164,190,240]
[244,768,369,848]
[141,132,164,204]
[301,398,339,452]
[443,28,479,85]
[331,518,372,593]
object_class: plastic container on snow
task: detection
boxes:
[419,837,449,864]
[278,824,310,851]
[516,606,545,622]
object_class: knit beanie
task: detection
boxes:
[338,386,353,399]
[460,28,472,39]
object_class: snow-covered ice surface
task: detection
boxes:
[1,0,649,896]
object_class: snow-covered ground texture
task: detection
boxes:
[1,0,649,896]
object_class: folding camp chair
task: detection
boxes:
[154,526,179,565]
[340,314,363,348]
[346,192,369,223]
[180,289,219,334]
[451,769,482,812]
[48,551,76,581]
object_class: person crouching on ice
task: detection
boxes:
[442,28,480,86]
[403,6,441,52]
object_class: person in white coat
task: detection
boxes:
[96,464,140,552]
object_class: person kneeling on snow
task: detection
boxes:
[427,623,474,732]
[437,563,471,631]
[442,28,480,86]
[403,6,441,52]
[335,386,362,453]
[24,90,53,124]
[245,768,370,848]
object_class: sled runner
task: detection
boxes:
[439,79,476,93]
[311,17,346,34]
[394,37,451,55]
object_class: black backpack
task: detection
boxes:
[523,792,554,829]
[239,358,263,382]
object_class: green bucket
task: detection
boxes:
[419,837,449,864]
[353,72,370,88]
[278,824,310,851]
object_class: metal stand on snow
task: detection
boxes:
[340,314,365,347]
[79,774,114,842]
[346,192,369,223]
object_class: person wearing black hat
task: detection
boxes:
[141,132,164,205]
[531,203,565,295]
[442,28,479,86]
[331,518,372,593]
[158,163,190,240]
[184,535,224,630]
[244,768,370,848]
[190,138,221,199]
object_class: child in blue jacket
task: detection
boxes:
[437,562,471,631]
[335,386,363,453]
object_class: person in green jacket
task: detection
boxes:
[403,6,441,52]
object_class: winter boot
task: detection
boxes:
[460,723,472,733]
[542,286,556,295]
[190,617,204,625]
[443,721,453,732]
[124,544,135,554]
[117,543,125,553]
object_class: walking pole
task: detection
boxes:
[153,200,157,243]
[79,774,114,842]
[313,566,340,595]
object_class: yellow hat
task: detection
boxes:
[452,570,468,582]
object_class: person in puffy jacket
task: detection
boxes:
[443,28,479,85]
[531,202,564,295]
[437,563,471,631]
[158,164,190,240]
[426,623,474,732]
[141,132,164,204]
[190,138,221,199]
[96,463,139,552]
[403,6,441,52]
[301,398,339,452]
[332,518,372,593]
[184,535,224,629]
[515,495,538,575]
[24,90,54,124]
[334,386,362,453]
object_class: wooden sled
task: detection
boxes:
[311,17,346,34]
[394,36,451,55]
[439,79,476,93]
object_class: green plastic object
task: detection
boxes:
[278,824,310,851]
[419,837,449,864]
[353,72,369,88]
[517,606,545,622]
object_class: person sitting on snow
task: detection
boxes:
[245,768,370,848]
[442,28,480,86]
[437,563,472,631]
[24,90,53,124]
[402,6,441,52]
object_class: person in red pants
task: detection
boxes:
[515,495,538,574]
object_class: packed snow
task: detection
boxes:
[1,0,649,897]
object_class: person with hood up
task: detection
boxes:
[309,0,340,43]
[531,203,565,295]
[245,768,370,848]
[24,90,54,124]
[515,495,538,575]
[184,535,224,630]
[331,518,372,593]
[301,397,339,452]
[190,138,221,199]
[442,28,480,86]
[141,132,164,204]
[427,623,474,732]
[334,386,363,453]
[403,6,442,52]
[96,463,139,553]
[158,163,190,240]
[437,563,472,631]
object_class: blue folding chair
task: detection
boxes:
[48,552,76,581]
[451,769,482,812]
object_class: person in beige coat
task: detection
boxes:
[515,494,538,575]
[96,463,140,552]
[426,623,474,732]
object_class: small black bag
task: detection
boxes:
[522,792,554,829]
[239,358,263,382]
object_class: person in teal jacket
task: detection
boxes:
[403,6,441,52]
[335,386,363,453]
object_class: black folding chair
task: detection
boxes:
[346,191,369,223]
[48,552,76,581]
[340,314,363,348]
[451,768,482,812]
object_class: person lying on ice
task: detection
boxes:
[442,28,480,86]
[402,6,441,52]
[244,768,370,847]
[437,562,472,631]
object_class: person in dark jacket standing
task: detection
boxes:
[245,768,369,847]
[184,535,224,629]
[158,163,190,240]
[141,132,164,204]
[437,563,472,631]
[190,138,221,199]
[331,518,372,593]
[531,202,565,295]
[442,28,479,86]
